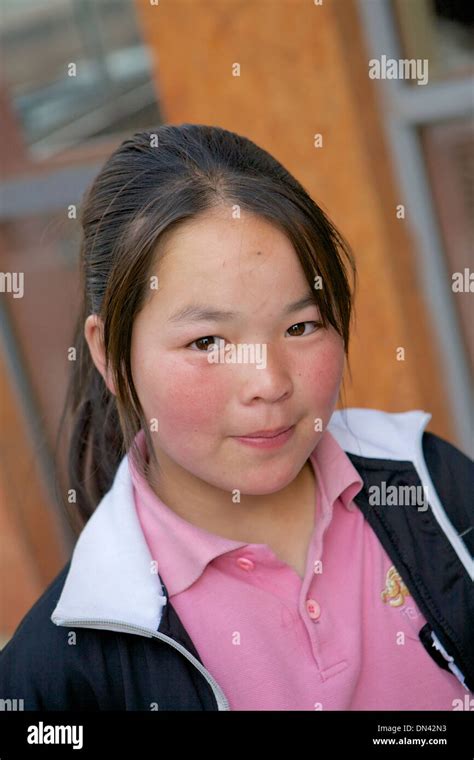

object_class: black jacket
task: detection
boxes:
[1,408,473,710]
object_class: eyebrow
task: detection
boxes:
[166,293,319,324]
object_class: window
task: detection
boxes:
[1,0,162,160]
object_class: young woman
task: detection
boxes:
[1,124,472,710]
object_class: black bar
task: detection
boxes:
[0,709,472,757]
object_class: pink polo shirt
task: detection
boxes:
[129,428,467,710]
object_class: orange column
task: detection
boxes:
[133,0,455,442]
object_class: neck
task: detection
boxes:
[146,456,317,544]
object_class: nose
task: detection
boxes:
[237,346,293,404]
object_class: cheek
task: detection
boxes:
[300,337,344,402]
[137,355,230,435]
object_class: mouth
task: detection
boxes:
[236,425,293,439]
[231,424,296,450]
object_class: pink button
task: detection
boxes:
[236,557,255,571]
[306,598,321,620]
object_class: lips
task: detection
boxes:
[235,425,293,439]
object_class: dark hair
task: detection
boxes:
[56,123,357,531]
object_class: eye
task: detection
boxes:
[187,336,226,352]
[286,321,322,337]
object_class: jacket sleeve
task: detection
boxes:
[421,430,474,692]
[422,431,474,559]
[0,566,105,710]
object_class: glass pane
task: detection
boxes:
[0,209,81,456]
[420,117,474,378]
[393,0,474,84]
[0,0,162,159]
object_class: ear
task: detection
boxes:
[84,314,117,396]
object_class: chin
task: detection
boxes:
[223,463,302,497]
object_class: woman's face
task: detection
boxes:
[130,208,345,495]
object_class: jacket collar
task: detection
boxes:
[51,408,432,632]
[51,450,167,633]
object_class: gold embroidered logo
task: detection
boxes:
[381,565,410,607]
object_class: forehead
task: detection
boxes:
[156,209,300,280]
[132,211,321,339]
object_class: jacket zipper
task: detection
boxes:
[52,617,230,710]
[430,630,469,691]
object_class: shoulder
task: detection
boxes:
[329,406,473,473]
[329,407,473,572]
[0,562,123,710]
[328,407,432,460]
[421,428,474,553]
